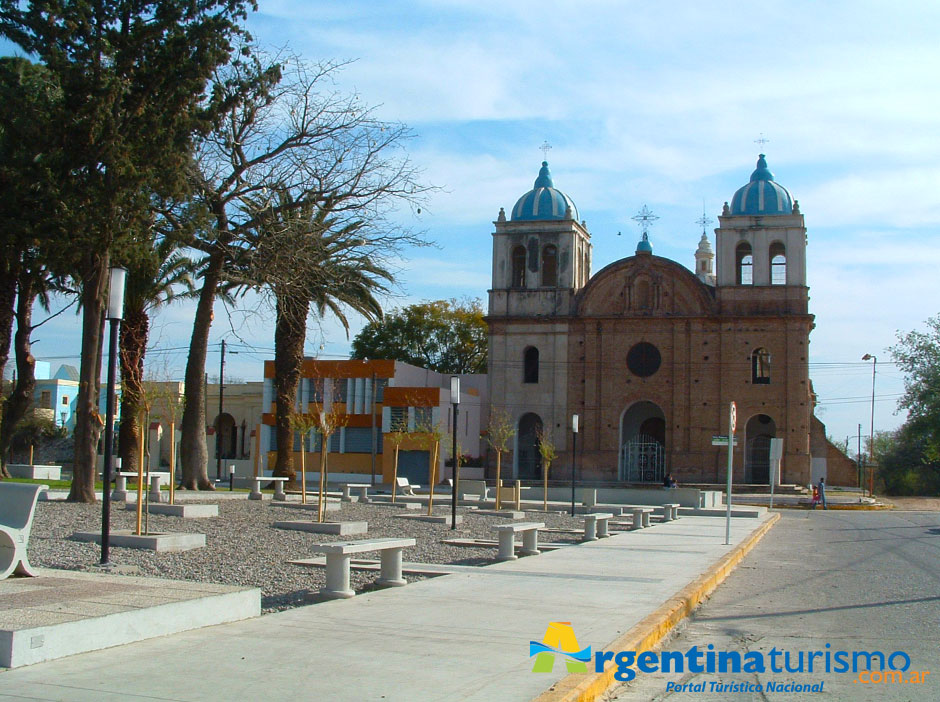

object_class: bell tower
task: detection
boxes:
[715,154,807,299]
[488,161,592,319]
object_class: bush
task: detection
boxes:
[10,414,67,454]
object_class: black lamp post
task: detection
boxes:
[100,266,126,566]
[570,414,579,516]
[450,376,460,530]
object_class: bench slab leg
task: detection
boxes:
[597,519,610,538]
[377,547,406,587]
[273,482,287,501]
[631,512,644,530]
[520,529,540,556]
[496,530,517,561]
[583,518,598,542]
[320,553,355,599]
[643,512,651,528]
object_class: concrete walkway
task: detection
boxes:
[0,512,775,702]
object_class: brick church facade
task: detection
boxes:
[486,155,852,486]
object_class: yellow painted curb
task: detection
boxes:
[533,512,781,702]
[736,502,893,511]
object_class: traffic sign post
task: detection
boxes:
[725,402,736,545]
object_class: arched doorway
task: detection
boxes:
[214,413,237,459]
[745,414,776,484]
[619,401,666,482]
[516,413,543,480]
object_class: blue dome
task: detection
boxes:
[511,161,579,221]
[729,154,794,216]
[636,233,653,254]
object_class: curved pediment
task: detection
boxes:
[577,255,715,317]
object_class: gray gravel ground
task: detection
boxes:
[28,498,589,613]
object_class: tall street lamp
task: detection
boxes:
[862,353,877,497]
[450,376,460,530]
[570,414,579,516]
[100,266,126,566]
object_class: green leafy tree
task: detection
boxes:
[0,58,63,478]
[874,426,940,496]
[891,315,940,462]
[351,299,487,373]
[0,0,254,502]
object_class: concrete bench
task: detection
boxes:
[112,471,169,502]
[249,476,289,501]
[340,483,371,503]
[496,480,521,510]
[494,522,545,561]
[631,507,655,530]
[394,477,420,496]
[662,503,680,521]
[0,482,48,579]
[579,488,597,507]
[460,479,489,502]
[583,512,614,541]
[311,538,416,599]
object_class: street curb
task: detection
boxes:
[737,502,893,511]
[532,512,782,702]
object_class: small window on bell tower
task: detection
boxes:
[752,348,771,384]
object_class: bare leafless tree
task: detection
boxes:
[178,49,431,489]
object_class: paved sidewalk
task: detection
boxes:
[0,512,775,702]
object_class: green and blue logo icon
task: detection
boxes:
[530,622,592,673]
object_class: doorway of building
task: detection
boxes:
[745,414,776,484]
[214,413,237,459]
[619,401,666,482]
[516,412,543,480]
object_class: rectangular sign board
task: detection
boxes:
[711,435,739,446]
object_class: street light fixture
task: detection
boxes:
[570,414,579,516]
[100,266,126,566]
[862,353,877,497]
[450,376,460,530]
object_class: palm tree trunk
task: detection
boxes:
[69,255,108,503]
[273,290,310,487]
[118,308,148,476]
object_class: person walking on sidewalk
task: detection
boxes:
[817,477,828,510]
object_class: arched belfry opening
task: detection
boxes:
[619,401,666,483]
[745,413,776,484]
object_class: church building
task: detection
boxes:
[486,155,850,486]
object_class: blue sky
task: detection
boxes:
[14,0,940,451]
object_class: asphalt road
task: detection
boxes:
[611,509,940,701]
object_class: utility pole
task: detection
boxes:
[216,339,225,480]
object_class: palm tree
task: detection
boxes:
[117,236,197,478]
[247,191,392,487]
